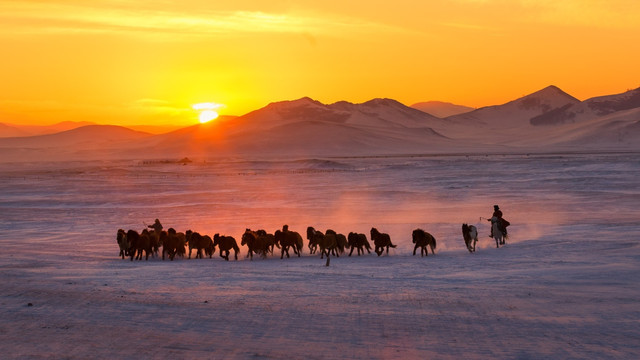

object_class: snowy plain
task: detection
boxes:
[1,153,639,359]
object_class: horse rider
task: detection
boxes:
[487,205,510,237]
[148,218,163,236]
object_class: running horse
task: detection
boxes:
[491,217,506,248]
[461,224,478,253]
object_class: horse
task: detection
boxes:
[213,234,239,261]
[274,226,303,259]
[370,227,396,256]
[186,230,214,259]
[241,229,270,260]
[491,216,506,248]
[326,229,347,256]
[127,229,152,261]
[347,232,371,256]
[256,229,276,255]
[412,229,436,257]
[143,229,160,257]
[159,228,186,261]
[306,226,323,254]
[116,229,130,259]
[461,224,478,253]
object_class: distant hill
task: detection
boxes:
[411,101,474,118]
[0,123,32,138]
[0,124,151,148]
[0,121,96,138]
[0,125,152,162]
[128,116,239,134]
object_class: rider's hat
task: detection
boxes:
[493,205,500,210]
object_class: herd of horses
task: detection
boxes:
[116,221,505,266]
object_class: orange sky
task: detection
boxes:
[2,0,640,127]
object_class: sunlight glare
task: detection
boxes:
[199,109,219,123]
[192,102,225,124]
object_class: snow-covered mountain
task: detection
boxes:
[530,87,640,126]
[447,85,581,128]
[411,101,475,118]
[141,97,457,158]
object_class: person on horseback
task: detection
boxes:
[487,205,510,237]
[148,218,163,234]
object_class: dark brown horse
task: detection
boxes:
[347,232,371,256]
[326,229,347,256]
[186,230,214,259]
[127,229,152,261]
[147,229,161,257]
[160,228,186,261]
[255,229,276,254]
[241,229,270,260]
[306,226,323,254]
[116,229,130,259]
[213,233,239,261]
[370,227,396,256]
[412,228,437,257]
[274,225,303,259]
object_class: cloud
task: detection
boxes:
[451,0,640,28]
[0,1,408,39]
[130,99,191,116]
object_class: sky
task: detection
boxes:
[1,0,640,127]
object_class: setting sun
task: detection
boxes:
[193,102,225,124]
[198,110,219,123]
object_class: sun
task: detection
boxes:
[199,109,219,123]
[192,102,225,124]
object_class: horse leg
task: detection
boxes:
[349,246,354,256]
[413,244,418,256]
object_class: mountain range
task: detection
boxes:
[410,101,475,118]
[1,85,639,162]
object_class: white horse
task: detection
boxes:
[491,216,506,248]
[461,224,478,253]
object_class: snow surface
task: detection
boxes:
[1,154,639,359]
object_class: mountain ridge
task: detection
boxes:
[1,86,639,162]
